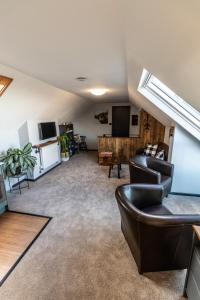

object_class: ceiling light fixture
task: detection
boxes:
[76,77,87,82]
[90,88,108,96]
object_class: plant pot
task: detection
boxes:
[62,157,69,162]
[15,167,22,175]
[61,153,69,162]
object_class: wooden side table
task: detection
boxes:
[184,225,200,299]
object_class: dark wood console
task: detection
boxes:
[33,139,58,149]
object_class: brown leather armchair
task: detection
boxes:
[115,184,200,274]
[129,155,174,198]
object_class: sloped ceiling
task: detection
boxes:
[123,0,200,119]
[0,0,127,102]
[0,63,91,131]
[0,0,200,120]
[0,62,93,151]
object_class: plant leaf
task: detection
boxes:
[23,143,32,155]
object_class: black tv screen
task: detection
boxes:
[39,122,57,140]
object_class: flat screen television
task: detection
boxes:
[38,122,57,140]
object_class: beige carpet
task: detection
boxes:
[0,152,200,300]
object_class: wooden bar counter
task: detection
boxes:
[98,110,166,164]
[98,136,144,163]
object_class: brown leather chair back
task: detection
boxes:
[129,156,174,197]
[135,142,169,161]
[157,142,169,161]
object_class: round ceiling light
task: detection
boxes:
[76,77,87,82]
[90,88,108,96]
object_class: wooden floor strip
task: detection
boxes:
[0,211,51,286]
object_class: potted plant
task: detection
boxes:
[58,134,70,162]
[0,143,37,176]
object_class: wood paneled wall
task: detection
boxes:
[98,137,143,163]
[140,110,165,145]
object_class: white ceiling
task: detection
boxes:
[1,0,200,112]
[0,0,128,102]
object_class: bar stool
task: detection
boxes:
[98,151,113,165]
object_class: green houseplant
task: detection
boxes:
[58,134,70,161]
[0,143,37,176]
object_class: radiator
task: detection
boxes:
[40,143,60,170]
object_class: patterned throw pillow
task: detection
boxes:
[144,144,158,157]
[155,150,165,160]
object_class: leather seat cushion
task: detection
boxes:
[142,204,172,215]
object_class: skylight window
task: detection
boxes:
[138,69,200,134]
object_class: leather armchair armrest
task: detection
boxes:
[169,214,200,225]
[148,158,174,177]
[129,162,161,184]
[138,212,200,226]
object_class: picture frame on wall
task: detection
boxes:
[0,75,13,96]
[94,111,108,124]
[131,114,138,126]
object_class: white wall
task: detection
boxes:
[0,63,91,152]
[24,120,59,146]
[74,102,140,149]
[17,120,61,180]
[171,125,200,194]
